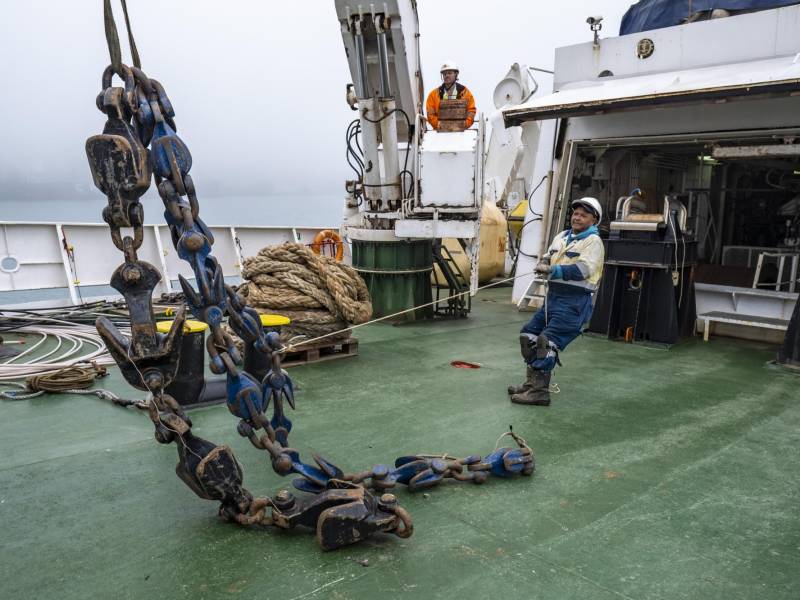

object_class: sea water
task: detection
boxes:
[0,193,343,305]
[0,194,342,228]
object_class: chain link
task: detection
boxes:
[87,0,419,546]
[86,61,303,472]
[84,3,541,542]
[288,439,535,495]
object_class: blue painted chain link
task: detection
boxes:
[89,63,297,463]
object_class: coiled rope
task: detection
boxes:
[0,315,122,401]
[26,363,108,392]
[238,243,372,343]
[0,316,116,381]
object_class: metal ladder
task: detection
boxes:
[516,276,548,310]
[432,240,471,318]
[753,252,800,293]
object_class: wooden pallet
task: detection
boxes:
[282,338,359,367]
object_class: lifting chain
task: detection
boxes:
[86,60,295,451]
[85,58,410,550]
[85,1,532,551]
[290,432,535,494]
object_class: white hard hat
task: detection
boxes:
[571,197,602,223]
[440,60,460,73]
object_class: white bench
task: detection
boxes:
[695,283,797,342]
[698,310,789,342]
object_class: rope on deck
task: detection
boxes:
[0,317,116,381]
[26,362,107,392]
[281,269,537,352]
[234,243,372,346]
[0,362,140,405]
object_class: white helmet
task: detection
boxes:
[440,60,460,74]
[571,197,602,223]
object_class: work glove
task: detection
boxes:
[534,262,552,275]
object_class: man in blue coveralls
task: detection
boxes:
[509,197,605,406]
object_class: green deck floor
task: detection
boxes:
[1,287,799,599]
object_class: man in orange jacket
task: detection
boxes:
[425,60,476,130]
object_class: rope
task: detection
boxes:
[0,317,115,381]
[238,243,372,343]
[26,363,108,393]
[119,0,141,69]
[103,0,123,74]
[284,270,536,352]
[0,382,43,400]
[493,429,533,454]
[0,379,132,404]
[103,0,141,74]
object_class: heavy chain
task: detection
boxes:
[85,5,531,550]
[84,59,416,550]
[86,62,297,459]
[86,63,189,439]
[289,432,535,494]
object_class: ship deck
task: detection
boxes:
[1,286,798,599]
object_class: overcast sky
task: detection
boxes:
[0,0,630,206]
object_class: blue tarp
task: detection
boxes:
[620,0,800,35]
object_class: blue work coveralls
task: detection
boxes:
[521,225,605,372]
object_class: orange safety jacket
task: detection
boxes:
[425,82,476,130]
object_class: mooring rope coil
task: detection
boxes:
[238,243,372,342]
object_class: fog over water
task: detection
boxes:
[0,1,628,225]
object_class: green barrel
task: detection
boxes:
[352,239,433,320]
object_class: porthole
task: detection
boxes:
[0,255,20,273]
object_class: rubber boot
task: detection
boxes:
[510,369,551,406]
[507,365,534,395]
[511,334,552,396]
[519,333,535,362]
[535,333,550,362]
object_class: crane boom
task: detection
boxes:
[333,1,486,319]
[334,0,423,139]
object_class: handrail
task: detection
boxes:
[412,111,424,217]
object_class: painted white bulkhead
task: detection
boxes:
[503,4,800,333]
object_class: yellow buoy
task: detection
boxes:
[432,201,508,285]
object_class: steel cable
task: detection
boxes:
[0,314,117,382]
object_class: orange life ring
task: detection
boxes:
[311,229,344,261]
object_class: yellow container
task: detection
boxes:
[432,201,507,285]
[246,314,292,382]
[155,319,209,333]
[508,199,528,236]
[259,314,291,328]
